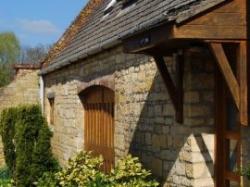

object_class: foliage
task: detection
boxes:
[239,163,250,180]
[0,105,58,186]
[0,32,50,87]
[56,151,108,187]
[37,151,159,187]
[20,44,50,64]
[30,123,60,180]
[0,179,12,187]
[0,167,12,187]
[0,167,10,180]
[0,109,17,176]
[36,172,58,187]
[0,32,20,87]
[109,155,159,187]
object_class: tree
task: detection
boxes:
[0,32,20,87]
[20,44,50,64]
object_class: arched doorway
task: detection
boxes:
[82,86,114,172]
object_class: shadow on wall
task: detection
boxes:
[128,47,216,186]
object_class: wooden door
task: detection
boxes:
[84,86,114,172]
[216,70,241,187]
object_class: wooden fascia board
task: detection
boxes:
[173,0,247,40]
[123,24,174,53]
[209,43,240,109]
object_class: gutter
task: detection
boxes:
[39,15,170,76]
[39,39,121,75]
[39,75,45,114]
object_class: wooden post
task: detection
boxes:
[238,41,248,126]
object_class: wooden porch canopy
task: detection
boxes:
[122,0,248,126]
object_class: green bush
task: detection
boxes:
[109,155,159,187]
[0,108,17,176]
[0,105,58,186]
[239,163,250,180]
[56,151,108,187]
[0,179,12,187]
[0,167,12,187]
[37,151,159,187]
[36,172,58,187]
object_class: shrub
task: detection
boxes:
[0,105,58,186]
[30,122,60,182]
[36,172,58,187]
[0,179,12,187]
[239,163,250,180]
[0,108,17,176]
[0,166,12,187]
[37,151,159,187]
[56,151,108,187]
[109,155,159,187]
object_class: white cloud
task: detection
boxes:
[18,19,60,35]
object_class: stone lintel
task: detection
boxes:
[77,74,115,95]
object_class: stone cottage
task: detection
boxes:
[39,0,250,186]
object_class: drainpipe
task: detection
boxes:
[39,75,45,114]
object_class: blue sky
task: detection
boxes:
[0,0,87,47]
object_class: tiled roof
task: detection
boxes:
[42,0,103,68]
[41,0,227,74]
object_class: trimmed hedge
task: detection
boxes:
[0,108,16,175]
[0,105,58,186]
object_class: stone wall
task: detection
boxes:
[115,47,215,186]
[44,46,216,186]
[0,67,40,165]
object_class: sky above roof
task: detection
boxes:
[0,0,87,47]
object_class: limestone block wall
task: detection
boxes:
[115,48,215,187]
[44,46,215,186]
[0,67,40,165]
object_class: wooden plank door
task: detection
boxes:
[84,86,114,172]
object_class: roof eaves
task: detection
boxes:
[41,0,103,68]
[174,0,227,23]
[39,15,170,75]
[39,38,121,75]
[39,0,229,76]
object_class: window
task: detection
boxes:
[119,0,136,8]
[104,0,137,14]
[48,98,55,125]
[104,0,116,14]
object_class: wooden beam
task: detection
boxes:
[238,41,248,126]
[209,43,240,109]
[153,56,178,109]
[153,55,183,123]
[123,25,172,53]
